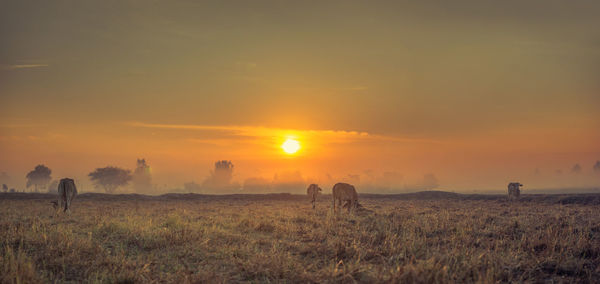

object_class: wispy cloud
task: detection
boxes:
[1,64,49,70]
[126,121,369,139]
[125,121,439,144]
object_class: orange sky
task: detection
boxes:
[1,117,598,192]
[1,1,599,193]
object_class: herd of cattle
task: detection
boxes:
[307,182,360,212]
[52,178,523,214]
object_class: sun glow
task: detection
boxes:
[281,138,300,154]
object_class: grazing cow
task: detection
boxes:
[53,178,78,213]
[332,182,358,212]
[508,182,522,200]
[306,184,322,209]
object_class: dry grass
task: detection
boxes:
[1,195,599,283]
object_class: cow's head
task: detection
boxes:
[308,184,322,192]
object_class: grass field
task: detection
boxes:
[1,192,599,283]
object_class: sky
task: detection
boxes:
[1,0,599,193]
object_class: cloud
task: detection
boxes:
[1,64,49,70]
[125,121,371,141]
[125,121,441,145]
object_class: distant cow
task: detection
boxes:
[332,182,358,212]
[52,178,78,213]
[508,182,522,200]
[306,184,322,209]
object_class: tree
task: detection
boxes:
[2,184,7,193]
[26,165,52,192]
[203,160,234,188]
[88,166,132,193]
[132,159,152,191]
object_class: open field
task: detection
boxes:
[1,192,599,283]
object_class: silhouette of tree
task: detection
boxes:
[88,166,132,193]
[9,188,15,193]
[203,160,235,189]
[571,163,582,174]
[594,161,600,173]
[26,164,52,192]
[2,184,7,193]
[132,159,152,191]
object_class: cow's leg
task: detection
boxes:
[333,197,336,212]
[65,196,71,213]
[312,197,315,209]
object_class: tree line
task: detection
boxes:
[4,158,235,194]
[2,159,152,193]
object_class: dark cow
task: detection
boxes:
[52,178,78,213]
[508,182,522,200]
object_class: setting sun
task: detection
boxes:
[281,138,300,154]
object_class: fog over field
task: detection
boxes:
[1,158,600,195]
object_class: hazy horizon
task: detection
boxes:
[2,1,599,193]
[1,157,599,195]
